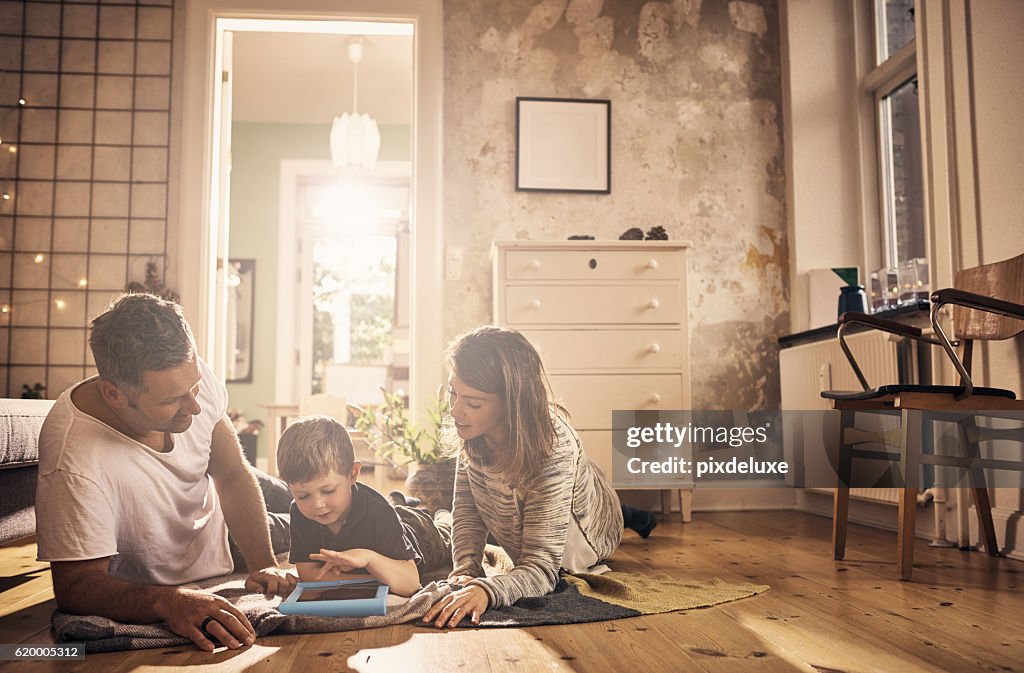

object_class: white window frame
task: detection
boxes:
[860,2,924,272]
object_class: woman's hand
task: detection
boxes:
[308,548,371,579]
[423,584,489,628]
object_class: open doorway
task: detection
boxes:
[224,24,413,428]
[177,2,443,468]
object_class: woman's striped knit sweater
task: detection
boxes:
[450,411,623,608]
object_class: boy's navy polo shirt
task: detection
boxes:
[289,482,423,567]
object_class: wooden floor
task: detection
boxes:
[2,510,1022,673]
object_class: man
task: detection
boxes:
[35,293,295,652]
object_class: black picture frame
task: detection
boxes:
[515,97,611,194]
[226,259,255,383]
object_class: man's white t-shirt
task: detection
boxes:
[35,357,234,586]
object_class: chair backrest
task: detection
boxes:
[954,252,1024,340]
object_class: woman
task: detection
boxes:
[422,326,655,628]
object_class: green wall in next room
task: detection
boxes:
[226,121,410,464]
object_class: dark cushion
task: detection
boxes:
[0,398,54,467]
[0,398,55,544]
[0,465,39,543]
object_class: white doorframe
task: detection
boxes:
[177,0,444,417]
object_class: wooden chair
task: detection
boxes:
[821,252,1024,579]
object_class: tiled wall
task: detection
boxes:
[0,0,174,399]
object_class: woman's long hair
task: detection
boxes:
[444,326,555,487]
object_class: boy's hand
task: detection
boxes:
[309,548,372,579]
[244,566,297,597]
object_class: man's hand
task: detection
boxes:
[244,566,297,597]
[309,548,372,579]
[158,588,256,652]
[422,584,489,628]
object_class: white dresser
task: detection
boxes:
[492,240,693,521]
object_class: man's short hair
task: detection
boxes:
[277,416,356,485]
[89,293,195,391]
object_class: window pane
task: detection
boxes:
[879,77,925,268]
[311,235,396,393]
[876,0,915,63]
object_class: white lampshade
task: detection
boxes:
[330,112,381,169]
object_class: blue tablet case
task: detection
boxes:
[278,579,389,617]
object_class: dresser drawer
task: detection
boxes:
[504,285,681,325]
[505,249,682,281]
[549,373,683,429]
[522,329,682,370]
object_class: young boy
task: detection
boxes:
[277,416,453,597]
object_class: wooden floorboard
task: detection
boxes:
[1,511,1021,673]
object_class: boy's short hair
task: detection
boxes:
[277,416,355,485]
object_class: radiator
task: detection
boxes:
[806,486,902,504]
[781,330,906,506]
[780,329,904,410]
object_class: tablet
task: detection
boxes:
[279,579,389,617]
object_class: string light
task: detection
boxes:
[1,305,9,314]
[4,255,93,298]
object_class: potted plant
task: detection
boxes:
[354,387,455,512]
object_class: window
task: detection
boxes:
[878,76,925,267]
[865,0,926,275]
[297,178,410,395]
[875,0,916,64]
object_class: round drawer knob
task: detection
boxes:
[648,393,662,404]
[530,259,541,269]
[530,299,542,309]
[647,259,659,269]
[648,343,661,354]
[647,298,660,309]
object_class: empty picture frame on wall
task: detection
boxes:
[515,97,611,193]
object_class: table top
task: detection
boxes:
[779,302,931,348]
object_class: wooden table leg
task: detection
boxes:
[659,489,672,521]
[678,488,693,523]
[266,411,285,477]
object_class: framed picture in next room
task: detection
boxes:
[515,97,611,194]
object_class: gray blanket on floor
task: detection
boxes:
[53,548,769,653]
[54,571,769,653]
[52,577,456,653]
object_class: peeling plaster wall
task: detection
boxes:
[443,0,788,409]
